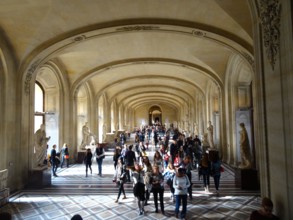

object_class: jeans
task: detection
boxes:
[201,168,210,187]
[60,156,69,168]
[117,182,125,200]
[85,163,92,176]
[213,174,221,190]
[152,187,164,212]
[186,172,192,198]
[175,194,187,218]
[96,158,103,175]
[51,160,58,176]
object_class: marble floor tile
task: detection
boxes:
[0,146,261,220]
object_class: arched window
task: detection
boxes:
[34,82,45,133]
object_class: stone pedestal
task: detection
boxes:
[235,168,259,190]
[105,133,115,143]
[28,167,51,188]
[77,151,86,164]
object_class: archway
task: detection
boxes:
[148,106,162,125]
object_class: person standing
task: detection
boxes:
[60,143,69,168]
[50,144,59,177]
[153,130,159,147]
[150,165,165,214]
[83,148,93,177]
[163,161,176,202]
[95,143,105,177]
[132,163,146,216]
[178,156,193,200]
[142,156,153,205]
[200,151,211,192]
[153,150,164,173]
[173,167,190,220]
[125,145,136,182]
[210,150,222,195]
[114,157,127,203]
[170,139,179,165]
[193,135,202,169]
[113,146,121,170]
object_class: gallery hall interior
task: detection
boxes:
[0,0,292,219]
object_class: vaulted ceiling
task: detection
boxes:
[0,0,253,111]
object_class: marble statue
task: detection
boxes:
[34,124,50,167]
[193,122,199,136]
[207,121,215,148]
[239,123,252,169]
[102,123,106,142]
[202,133,209,147]
[80,122,92,150]
[202,133,209,152]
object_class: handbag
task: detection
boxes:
[220,166,224,172]
[64,155,69,159]
[120,172,127,183]
[174,155,180,166]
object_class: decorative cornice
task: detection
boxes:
[116,25,160,31]
[259,0,281,70]
[25,61,39,94]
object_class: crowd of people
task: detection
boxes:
[107,125,225,219]
[43,123,278,220]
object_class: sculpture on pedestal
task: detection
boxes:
[80,122,92,150]
[193,122,199,136]
[239,123,252,169]
[102,124,106,142]
[34,124,50,167]
[202,133,209,152]
[207,121,215,148]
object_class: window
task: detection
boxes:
[34,82,45,133]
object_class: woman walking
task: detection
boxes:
[210,150,222,195]
[150,165,165,214]
[114,157,127,203]
[173,167,190,220]
[163,161,176,202]
[95,143,105,176]
[83,148,92,177]
[132,163,146,216]
[200,151,211,192]
[153,150,164,173]
[142,156,152,205]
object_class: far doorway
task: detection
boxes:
[148,106,162,125]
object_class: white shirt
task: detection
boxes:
[173,174,191,195]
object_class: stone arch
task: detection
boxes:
[148,105,162,125]
[37,61,71,150]
[224,54,253,167]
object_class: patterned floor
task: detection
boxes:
[0,145,261,220]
